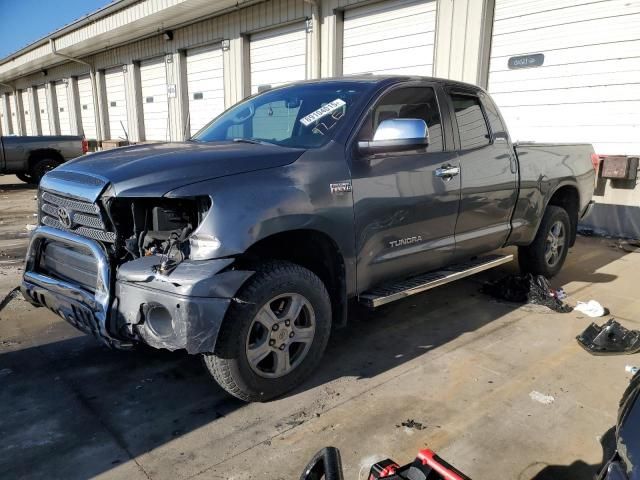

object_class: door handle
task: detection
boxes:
[435,165,460,179]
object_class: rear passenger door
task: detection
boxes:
[446,89,518,259]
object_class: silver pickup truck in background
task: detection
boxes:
[0,135,87,184]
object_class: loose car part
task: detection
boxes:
[577,319,640,356]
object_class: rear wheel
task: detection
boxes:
[518,205,571,278]
[16,173,36,184]
[31,157,61,183]
[203,261,331,402]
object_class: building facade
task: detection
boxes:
[0,0,639,236]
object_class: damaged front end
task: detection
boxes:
[21,170,252,354]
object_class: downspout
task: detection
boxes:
[49,38,103,144]
[0,81,22,135]
[303,0,321,79]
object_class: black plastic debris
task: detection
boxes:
[576,319,640,355]
[0,286,20,313]
[481,273,572,313]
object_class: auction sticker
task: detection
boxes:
[300,98,346,126]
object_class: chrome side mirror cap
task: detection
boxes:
[358,118,429,155]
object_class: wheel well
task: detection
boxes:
[548,186,579,246]
[237,230,348,327]
[28,149,64,172]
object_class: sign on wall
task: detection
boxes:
[508,53,544,69]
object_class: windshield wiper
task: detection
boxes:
[232,137,276,146]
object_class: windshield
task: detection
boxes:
[191,82,372,148]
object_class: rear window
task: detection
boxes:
[451,94,490,150]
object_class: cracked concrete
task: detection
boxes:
[0,174,638,479]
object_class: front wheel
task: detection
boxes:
[518,205,571,278]
[16,173,37,184]
[203,261,332,402]
[31,157,61,183]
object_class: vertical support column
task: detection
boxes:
[95,69,109,142]
[124,62,143,142]
[2,93,13,135]
[168,51,189,141]
[68,76,83,136]
[321,8,344,78]
[46,81,60,135]
[433,0,495,86]
[28,87,41,135]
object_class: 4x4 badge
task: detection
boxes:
[330,182,352,194]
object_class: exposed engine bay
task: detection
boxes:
[105,196,211,274]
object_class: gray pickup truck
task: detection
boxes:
[0,135,87,184]
[21,76,595,401]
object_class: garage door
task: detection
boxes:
[186,45,225,136]
[8,93,19,134]
[36,86,51,135]
[105,67,129,140]
[140,57,169,141]
[55,81,71,135]
[20,90,32,136]
[250,23,307,94]
[342,0,437,76]
[77,75,96,140]
[488,0,640,155]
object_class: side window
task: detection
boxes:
[480,93,507,140]
[359,87,444,152]
[451,94,490,150]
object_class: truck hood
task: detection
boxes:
[58,141,305,197]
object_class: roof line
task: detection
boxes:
[0,0,139,66]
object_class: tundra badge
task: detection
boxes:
[330,182,352,194]
[389,236,423,248]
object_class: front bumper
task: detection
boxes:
[21,226,253,354]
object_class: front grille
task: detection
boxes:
[40,190,116,243]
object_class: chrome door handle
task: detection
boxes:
[435,165,460,178]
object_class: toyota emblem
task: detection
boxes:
[57,207,72,228]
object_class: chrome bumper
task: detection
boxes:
[21,226,127,348]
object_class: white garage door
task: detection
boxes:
[140,57,169,141]
[250,23,307,94]
[342,0,437,76]
[20,90,33,136]
[0,101,8,135]
[489,0,640,155]
[8,93,19,134]
[186,45,225,136]
[55,81,71,135]
[105,67,129,141]
[77,75,97,140]
[36,86,51,135]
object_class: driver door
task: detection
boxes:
[351,84,461,292]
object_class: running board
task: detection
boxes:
[359,253,514,308]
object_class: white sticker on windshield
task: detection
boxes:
[299,98,346,127]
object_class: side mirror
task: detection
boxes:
[358,118,429,155]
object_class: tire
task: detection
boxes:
[203,261,332,402]
[31,157,61,183]
[16,173,37,184]
[518,205,571,278]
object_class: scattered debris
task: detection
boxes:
[552,288,568,300]
[397,419,425,430]
[577,319,640,355]
[625,365,639,375]
[25,224,36,232]
[616,240,640,253]
[574,300,606,318]
[0,286,21,313]
[481,273,572,313]
[529,391,555,405]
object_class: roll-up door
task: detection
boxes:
[77,75,96,140]
[140,57,169,141]
[488,0,640,154]
[250,23,307,94]
[8,93,19,134]
[37,86,51,135]
[105,66,129,141]
[186,45,225,136]
[342,0,437,76]
[55,81,71,135]
[20,90,33,136]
